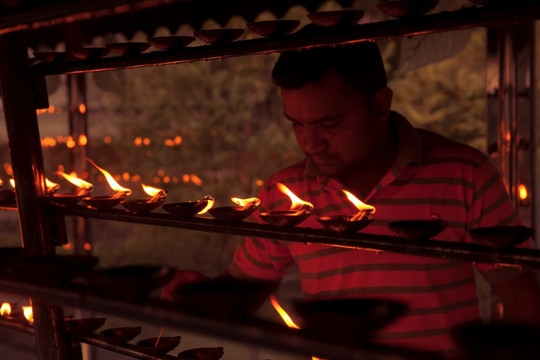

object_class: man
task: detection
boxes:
[223,40,540,356]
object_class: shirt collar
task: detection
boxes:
[304,111,423,179]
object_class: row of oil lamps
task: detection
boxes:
[32,159,377,232]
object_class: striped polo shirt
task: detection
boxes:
[228,112,527,354]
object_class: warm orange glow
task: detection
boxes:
[48,105,55,114]
[182,174,190,183]
[9,179,15,188]
[197,195,215,215]
[270,294,300,329]
[41,136,57,147]
[174,135,182,144]
[157,169,165,177]
[56,171,94,190]
[78,135,88,146]
[83,243,92,251]
[22,306,33,324]
[79,104,86,114]
[86,158,132,195]
[134,137,142,146]
[104,136,112,144]
[164,139,175,147]
[231,197,261,207]
[46,178,60,194]
[4,163,13,176]
[277,183,313,211]
[190,174,202,186]
[66,136,76,149]
[63,243,73,250]
[256,179,264,186]
[0,303,11,316]
[163,176,170,184]
[143,137,150,146]
[0,178,3,187]
[122,172,130,181]
[518,184,528,200]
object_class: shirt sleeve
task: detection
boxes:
[468,156,533,283]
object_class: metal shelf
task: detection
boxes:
[29,1,540,76]
[49,202,540,269]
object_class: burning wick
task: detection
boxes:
[46,178,60,194]
[22,306,33,325]
[276,183,313,214]
[9,179,15,189]
[231,197,260,211]
[270,295,326,360]
[342,190,375,221]
[142,184,167,203]
[0,303,12,317]
[56,171,94,196]
[86,158,132,197]
[154,327,164,348]
[197,195,215,215]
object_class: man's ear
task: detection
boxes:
[371,87,393,119]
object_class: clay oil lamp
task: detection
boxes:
[178,347,224,360]
[121,184,167,214]
[246,20,300,37]
[146,36,195,50]
[318,190,375,233]
[176,277,277,321]
[65,317,106,336]
[83,159,132,210]
[77,265,176,301]
[293,298,408,346]
[376,0,440,18]
[307,9,365,27]
[208,197,260,222]
[259,183,313,227]
[388,219,448,242]
[136,335,181,356]
[193,28,244,44]
[163,195,215,219]
[97,326,142,345]
[468,225,534,249]
[49,171,94,206]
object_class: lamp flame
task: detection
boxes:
[46,178,60,194]
[197,195,215,215]
[57,171,94,192]
[518,184,528,201]
[9,179,15,189]
[22,306,33,324]
[0,303,11,316]
[276,183,313,212]
[270,295,326,360]
[270,294,300,329]
[142,184,167,203]
[231,197,260,210]
[342,190,375,221]
[87,158,132,196]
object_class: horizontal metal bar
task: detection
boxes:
[49,202,540,268]
[0,278,438,360]
[31,2,540,76]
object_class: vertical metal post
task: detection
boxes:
[67,73,92,256]
[486,24,535,232]
[0,32,73,360]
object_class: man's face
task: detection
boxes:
[281,70,384,178]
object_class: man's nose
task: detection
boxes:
[300,126,328,154]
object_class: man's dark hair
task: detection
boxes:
[272,37,387,98]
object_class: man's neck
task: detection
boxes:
[338,125,398,200]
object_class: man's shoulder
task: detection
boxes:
[418,128,488,168]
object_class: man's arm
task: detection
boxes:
[491,270,540,324]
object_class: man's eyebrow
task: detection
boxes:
[283,112,341,124]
